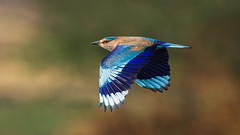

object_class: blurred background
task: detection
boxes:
[0,0,240,135]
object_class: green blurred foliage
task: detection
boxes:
[23,0,240,74]
[1,0,240,135]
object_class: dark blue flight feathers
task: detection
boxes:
[99,45,157,111]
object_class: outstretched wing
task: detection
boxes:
[99,45,156,112]
[136,47,170,92]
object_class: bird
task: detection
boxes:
[91,36,191,112]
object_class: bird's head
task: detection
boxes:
[91,36,118,51]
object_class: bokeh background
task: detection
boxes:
[1,0,240,135]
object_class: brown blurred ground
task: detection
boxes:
[0,0,240,135]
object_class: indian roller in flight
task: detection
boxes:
[91,36,191,112]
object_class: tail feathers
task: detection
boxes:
[159,42,192,49]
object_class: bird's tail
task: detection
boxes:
[158,42,192,49]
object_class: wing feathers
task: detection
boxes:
[136,47,170,92]
[99,45,157,111]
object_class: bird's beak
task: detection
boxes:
[91,40,100,45]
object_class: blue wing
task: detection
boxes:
[136,47,170,92]
[99,45,156,112]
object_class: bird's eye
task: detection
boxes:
[102,40,110,44]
